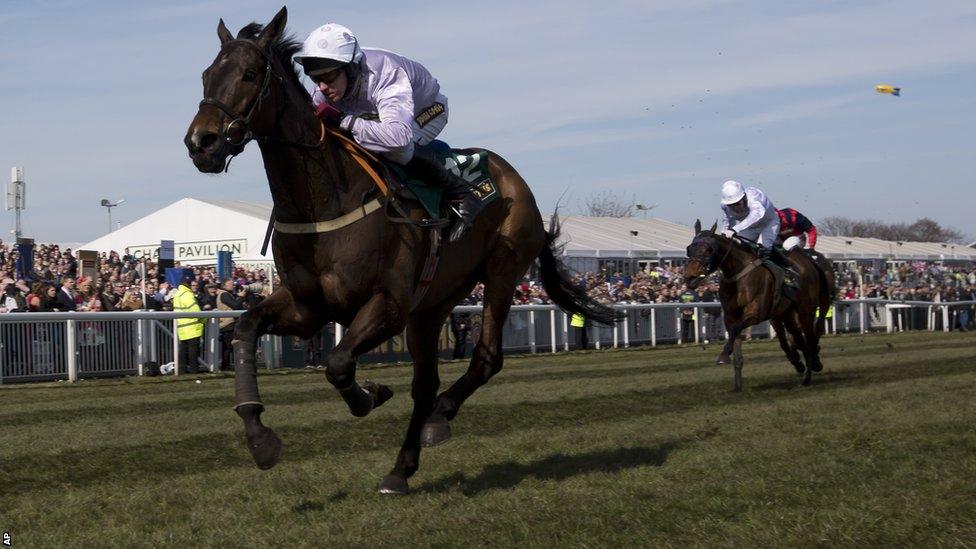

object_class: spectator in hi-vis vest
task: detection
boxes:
[173,271,205,374]
[571,312,588,350]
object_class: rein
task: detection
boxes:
[200,39,395,249]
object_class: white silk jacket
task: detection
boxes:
[311,48,446,155]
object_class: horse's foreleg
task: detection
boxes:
[234,287,322,469]
[378,313,445,495]
[325,293,404,417]
[732,336,744,392]
[718,319,746,365]
[783,315,813,386]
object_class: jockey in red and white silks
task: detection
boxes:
[719,180,781,253]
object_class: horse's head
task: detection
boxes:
[184,7,290,173]
[685,219,721,289]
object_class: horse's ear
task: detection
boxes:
[709,221,717,233]
[217,19,233,45]
[694,219,701,234]
[256,6,288,50]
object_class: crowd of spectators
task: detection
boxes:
[0,241,274,314]
[2,240,975,314]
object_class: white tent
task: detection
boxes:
[80,198,273,266]
[80,200,976,267]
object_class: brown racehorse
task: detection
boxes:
[684,221,834,391]
[183,8,617,494]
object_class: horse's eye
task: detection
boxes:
[242,69,257,82]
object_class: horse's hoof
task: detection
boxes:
[802,376,812,386]
[377,474,409,495]
[717,354,731,365]
[247,427,283,470]
[421,419,452,447]
[791,361,805,374]
[362,381,394,409]
[811,362,823,373]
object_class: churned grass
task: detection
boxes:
[1,331,974,547]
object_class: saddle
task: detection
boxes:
[376,140,500,226]
[732,239,799,310]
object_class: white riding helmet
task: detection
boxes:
[782,235,802,251]
[720,180,745,205]
[296,23,363,74]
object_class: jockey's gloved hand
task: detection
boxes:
[721,229,735,239]
[315,103,344,126]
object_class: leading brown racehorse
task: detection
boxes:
[684,220,834,391]
[183,8,617,494]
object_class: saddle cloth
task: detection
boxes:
[383,140,500,219]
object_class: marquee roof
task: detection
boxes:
[80,201,976,264]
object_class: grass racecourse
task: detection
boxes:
[1,330,975,547]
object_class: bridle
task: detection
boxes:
[198,38,323,171]
[687,233,733,280]
[199,39,277,149]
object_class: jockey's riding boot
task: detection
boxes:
[762,246,798,279]
[406,146,484,243]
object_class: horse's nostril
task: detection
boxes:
[187,130,220,154]
[197,132,219,151]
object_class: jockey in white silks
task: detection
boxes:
[719,180,792,269]
[295,23,482,243]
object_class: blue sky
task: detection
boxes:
[1,0,974,243]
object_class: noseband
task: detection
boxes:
[688,234,733,278]
[199,39,277,149]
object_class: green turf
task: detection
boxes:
[1,331,974,547]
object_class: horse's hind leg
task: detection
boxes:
[772,319,804,374]
[378,309,450,495]
[233,287,323,469]
[423,252,523,445]
[783,314,813,386]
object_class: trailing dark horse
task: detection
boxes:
[183,8,616,494]
[684,221,834,390]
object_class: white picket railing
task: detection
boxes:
[1,300,973,384]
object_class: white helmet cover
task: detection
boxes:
[721,180,745,205]
[782,235,802,251]
[296,23,363,71]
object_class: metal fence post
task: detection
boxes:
[172,319,181,376]
[562,312,569,351]
[550,309,557,353]
[66,319,78,382]
[942,305,950,333]
[612,317,619,349]
[859,302,866,334]
[623,310,630,348]
[694,307,700,344]
[650,308,657,347]
[528,311,537,353]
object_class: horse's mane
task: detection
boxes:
[236,23,306,95]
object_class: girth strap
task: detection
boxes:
[274,198,383,234]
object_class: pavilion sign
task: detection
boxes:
[128,239,247,262]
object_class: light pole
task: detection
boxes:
[100,198,125,233]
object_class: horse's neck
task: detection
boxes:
[259,85,374,224]
[718,241,756,279]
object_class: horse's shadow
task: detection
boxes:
[416,442,679,496]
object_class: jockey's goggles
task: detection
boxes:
[302,57,347,84]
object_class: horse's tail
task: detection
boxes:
[538,213,622,326]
